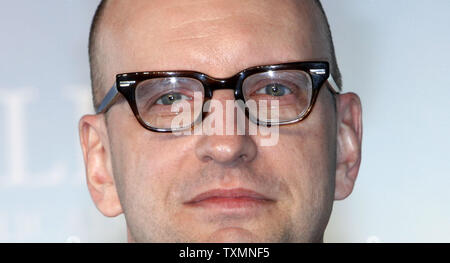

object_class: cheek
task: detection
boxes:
[111,132,183,200]
[266,127,333,198]
[106,107,180,209]
[262,91,337,215]
[109,114,198,212]
[108,115,199,240]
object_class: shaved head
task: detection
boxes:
[88,0,341,110]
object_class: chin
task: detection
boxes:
[203,227,263,243]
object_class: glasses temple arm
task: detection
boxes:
[327,74,341,94]
[96,83,119,114]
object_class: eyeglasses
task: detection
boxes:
[96,61,340,132]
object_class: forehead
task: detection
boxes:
[99,0,327,79]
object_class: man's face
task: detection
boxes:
[92,0,340,242]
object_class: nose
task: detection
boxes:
[195,90,257,166]
[195,133,257,165]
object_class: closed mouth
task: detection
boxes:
[184,188,275,209]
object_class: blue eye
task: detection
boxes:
[255,83,292,96]
[155,93,190,105]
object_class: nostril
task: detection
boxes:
[203,156,213,162]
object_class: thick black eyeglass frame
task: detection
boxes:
[96,61,341,132]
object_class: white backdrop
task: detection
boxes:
[0,0,449,242]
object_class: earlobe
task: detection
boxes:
[79,114,123,217]
[334,93,363,200]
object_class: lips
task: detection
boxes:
[184,188,274,209]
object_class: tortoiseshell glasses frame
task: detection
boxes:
[96,61,340,132]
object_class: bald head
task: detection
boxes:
[88,0,341,109]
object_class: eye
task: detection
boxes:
[255,83,292,97]
[155,93,191,105]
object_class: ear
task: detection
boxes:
[334,93,363,200]
[79,114,123,217]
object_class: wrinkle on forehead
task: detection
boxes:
[99,0,327,78]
